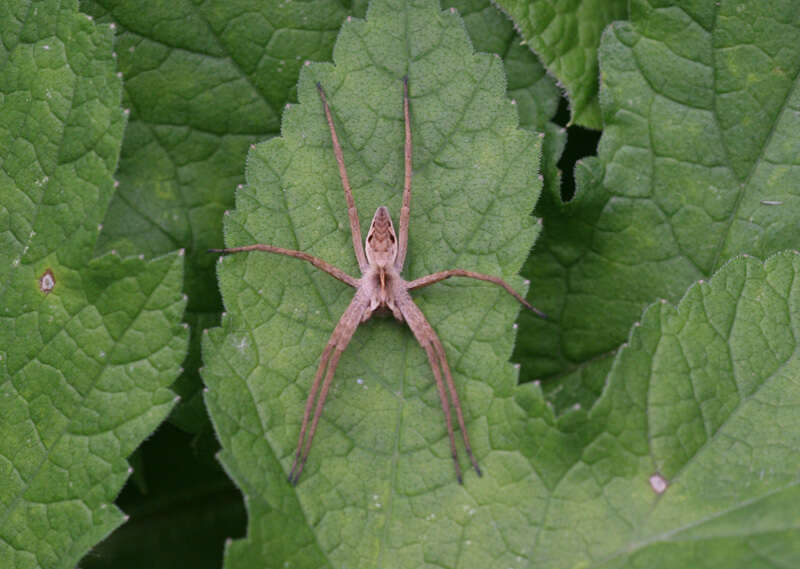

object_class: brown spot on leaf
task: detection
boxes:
[39,269,55,294]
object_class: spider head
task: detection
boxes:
[365,206,397,269]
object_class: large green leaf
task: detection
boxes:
[516,0,800,392]
[495,0,628,128]
[202,0,542,566]
[0,1,187,568]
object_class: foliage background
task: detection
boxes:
[0,0,797,568]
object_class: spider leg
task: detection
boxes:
[395,76,412,270]
[406,269,547,319]
[288,289,368,485]
[398,291,476,483]
[420,340,463,484]
[431,337,481,477]
[316,82,369,273]
[210,244,358,288]
[288,342,333,483]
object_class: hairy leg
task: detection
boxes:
[316,82,369,273]
[395,76,412,270]
[211,244,358,288]
[288,290,368,485]
[398,291,480,482]
[406,269,547,319]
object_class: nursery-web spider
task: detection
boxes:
[213,78,545,485]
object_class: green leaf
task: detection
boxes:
[445,0,560,130]
[494,0,628,129]
[518,251,800,568]
[445,0,565,196]
[202,0,542,566]
[0,1,187,567]
[516,0,800,388]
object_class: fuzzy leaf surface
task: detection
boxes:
[516,0,800,387]
[202,0,542,566]
[0,2,187,567]
[495,0,628,128]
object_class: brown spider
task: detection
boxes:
[213,78,545,485]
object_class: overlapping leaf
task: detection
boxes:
[495,0,628,128]
[516,252,800,568]
[0,2,187,567]
[515,0,800,392]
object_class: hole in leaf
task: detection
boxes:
[552,96,602,203]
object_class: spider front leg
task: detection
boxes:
[395,75,412,270]
[210,244,358,288]
[317,82,369,274]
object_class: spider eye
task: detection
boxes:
[389,234,395,243]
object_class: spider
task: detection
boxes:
[213,77,545,485]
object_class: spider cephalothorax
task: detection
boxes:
[363,206,403,321]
